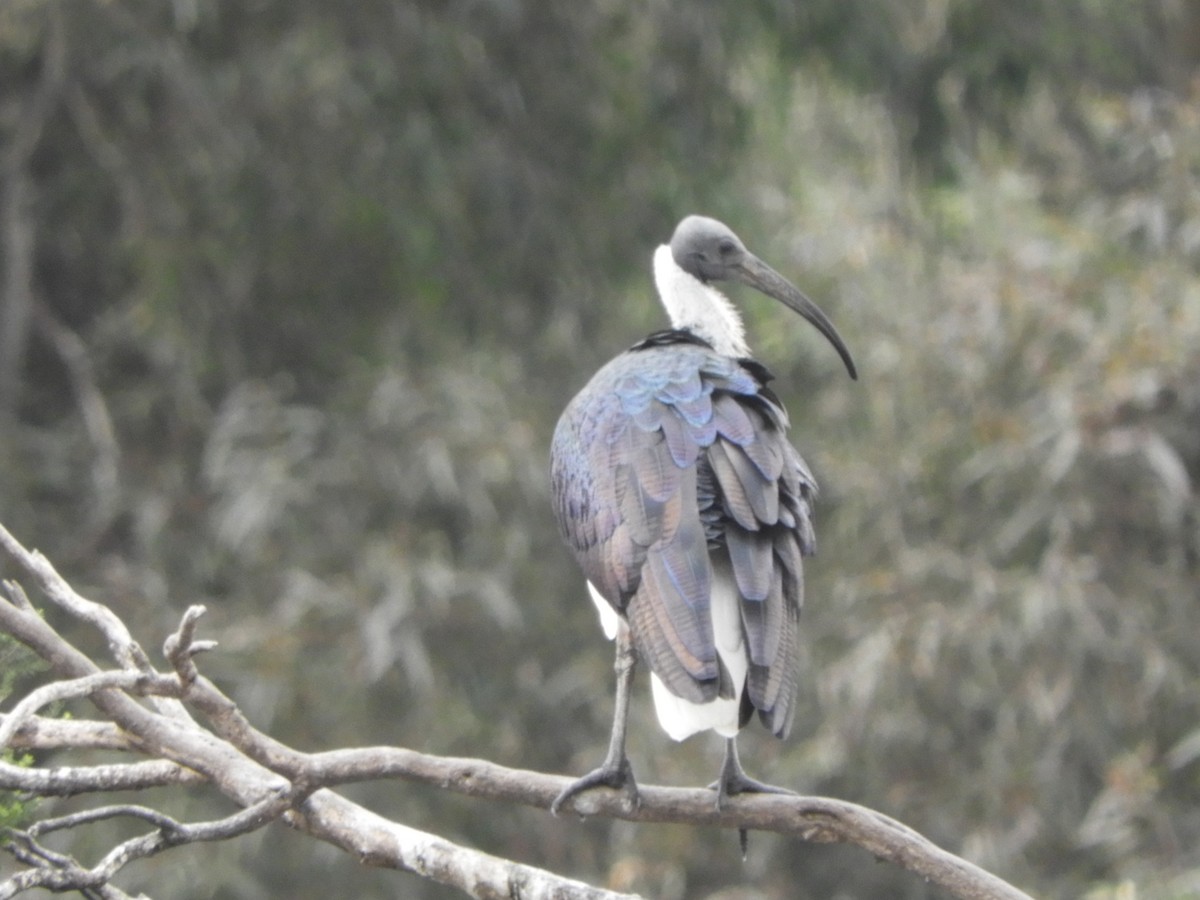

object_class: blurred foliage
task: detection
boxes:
[2,0,1199,898]
[755,0,1200,178]
[0,635,45,830]
[727,68,1200,898]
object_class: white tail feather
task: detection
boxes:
[587,580,622,640]
[587,570,749,741]
[649,567,746,740]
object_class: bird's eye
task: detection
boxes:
[718,240,736,256]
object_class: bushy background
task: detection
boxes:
[1,1,1198,897]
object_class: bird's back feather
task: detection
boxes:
[551,330,816,738]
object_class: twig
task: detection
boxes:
[3,580,33,612]
[30,804,195,837]
[0,522,152,673]
[161,605,218,685]
[0,524,194,724]
[0,670,178,749]
[0,794,291,899]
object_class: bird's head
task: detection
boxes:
[669,215,857,379]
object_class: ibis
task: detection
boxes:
[550,215,856,816]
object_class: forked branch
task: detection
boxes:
[0,521,1035,900]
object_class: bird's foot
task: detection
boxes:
[710,740,796,859]
[710,737,795,811]
[707,770,796,811]
[551,757,640,817]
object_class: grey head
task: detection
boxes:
[670,215,857,379]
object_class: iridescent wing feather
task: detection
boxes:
[551,331,816,736]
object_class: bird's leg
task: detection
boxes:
[711,737,795,808]
[551,628,640,816]
[710,737,796,858]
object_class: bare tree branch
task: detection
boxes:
[10,787,297,894]
[283,750,1031,900]
[1,535,152,673]
[1,543,193,725]
[0,757,202,796]
[0,670,175,749]
[0,519,1036,900]
[0,714,137,752]
[0,526,642,899]
[289,792,641,900]
[2,831,140,900]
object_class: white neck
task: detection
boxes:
[652,244,748,358]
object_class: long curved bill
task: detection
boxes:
[734,254,858,380]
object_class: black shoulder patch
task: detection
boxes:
[737,356,776,386]
[736,356,783,409]
[629,329,714,352]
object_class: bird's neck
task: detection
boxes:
[652,245,748,358]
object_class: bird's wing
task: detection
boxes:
[705,383,815,739]
[552,338,809,711]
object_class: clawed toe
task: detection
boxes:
[551,758,640,816]
[711,737,795,811]
[710,739,796,859]
[708,772,795,810]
